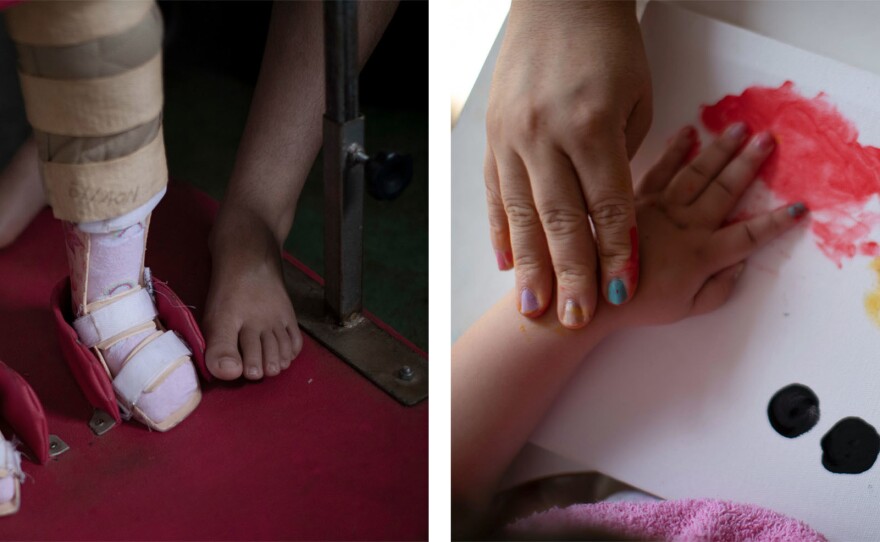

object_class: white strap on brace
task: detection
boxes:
[0,439,22,481]
[113,331,191,409]
[73,288,157,348]
[76,186,166,234]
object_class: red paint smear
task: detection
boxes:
[623,226,639,287]
[685,127,702,164]
[701,81,880,266]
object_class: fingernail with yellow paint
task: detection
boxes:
[562,298,586,328]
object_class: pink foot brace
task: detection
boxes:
[65,189,200,429]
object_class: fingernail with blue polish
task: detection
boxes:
[787,202,807,218]
[520,288,539,315]
[608,279,627,305]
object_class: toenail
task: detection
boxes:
[220,358,239,370]
[268,363,279,373]
[247,367,260,378]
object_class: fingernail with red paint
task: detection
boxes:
[754,132,776,151]
[787,202,808,219]
[495,249,513,270]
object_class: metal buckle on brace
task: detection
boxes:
[143,267,155,301]
[116,400,133,421]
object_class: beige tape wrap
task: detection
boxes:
[14,3,163,80]
[18,53,163,138]
[5,1,153,47]
[42,130,168,223]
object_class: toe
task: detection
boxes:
[204,321,244,381]
[240,328,263,380]
[288,325,303,360]
[261,331,281,377]
[275,326,293,369]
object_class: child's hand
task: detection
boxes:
[607,124,807,328]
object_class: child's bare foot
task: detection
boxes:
[0,138,46,248]
[203,207,303,380]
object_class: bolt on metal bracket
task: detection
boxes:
[48,435,69,458]
[283,260,428,406]
[88,409,116,436]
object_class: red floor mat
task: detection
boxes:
[0,183,428,540]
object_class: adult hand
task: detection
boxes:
[485,0,652,328]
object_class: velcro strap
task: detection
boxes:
[114,331,191,408]
[73,288,157,348]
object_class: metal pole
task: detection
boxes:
[323,0,364,324]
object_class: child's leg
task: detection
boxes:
[204,1,397,380]
[0,137,45,249]
[5,0,199,429]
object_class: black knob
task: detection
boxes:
[365,151,413,201]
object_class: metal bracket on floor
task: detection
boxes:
[312,1,427,406]
[88,409,116,436]
[283,261,428,406]
[48,435,69,458]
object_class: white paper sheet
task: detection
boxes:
[520,4,880,540]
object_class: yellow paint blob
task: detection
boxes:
[864,257,880,327]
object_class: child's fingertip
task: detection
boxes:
[786,201,808,219]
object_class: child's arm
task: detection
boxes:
[452,125,807,534]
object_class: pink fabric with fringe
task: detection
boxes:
[507,499,826,541]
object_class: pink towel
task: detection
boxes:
[506,499,826,541]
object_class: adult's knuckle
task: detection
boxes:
[485,182,503,206]
[590,197,633,229]
[504,198,541,229]
[508,104,544,138]
[540,207,588,238]
[597,240,632,267]
[555,263,593,288]
[569,106,615,140]
[513,252,545,276]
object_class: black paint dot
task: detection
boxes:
[821,417,880,474]
[768,384,820,438]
